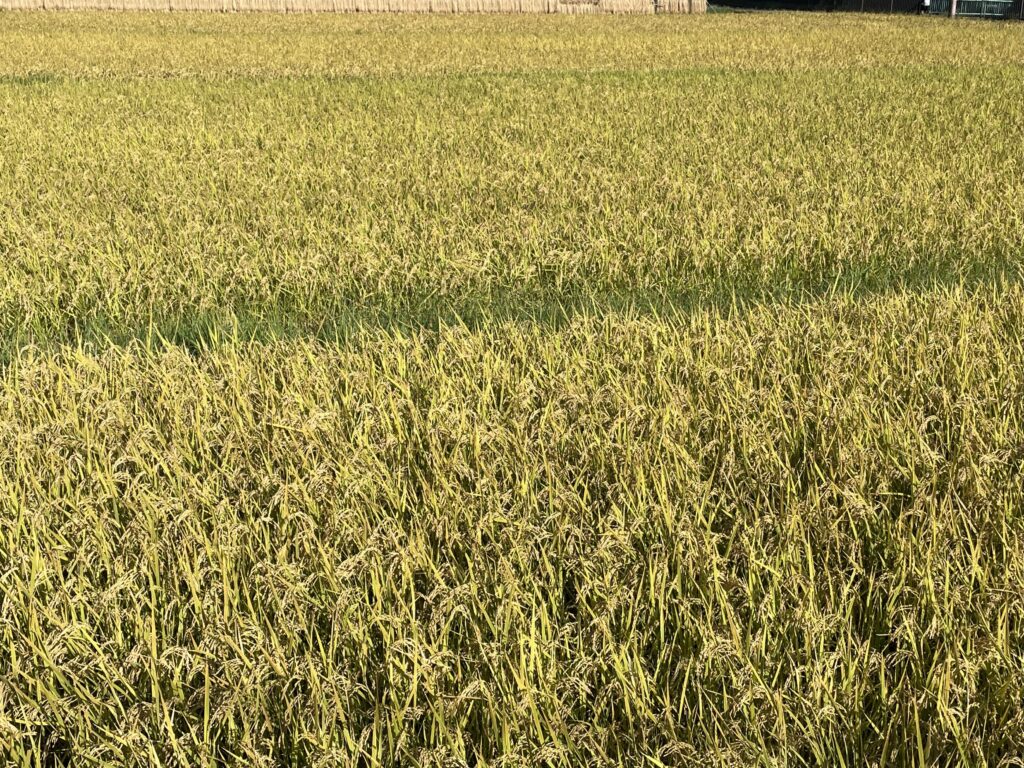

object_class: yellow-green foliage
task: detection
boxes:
[1,11,1024,767]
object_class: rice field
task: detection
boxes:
[1,11,1024,767]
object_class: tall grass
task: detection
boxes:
[1,12,1024,767]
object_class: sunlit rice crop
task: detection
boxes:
[1,11,1024,767]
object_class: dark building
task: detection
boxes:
[713,0,1023,16]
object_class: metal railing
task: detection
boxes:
[930,0,1016,15]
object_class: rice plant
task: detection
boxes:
[1,11,1023,767]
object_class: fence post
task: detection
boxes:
[950,0,956,14]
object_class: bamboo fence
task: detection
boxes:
[2,0,703,11]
